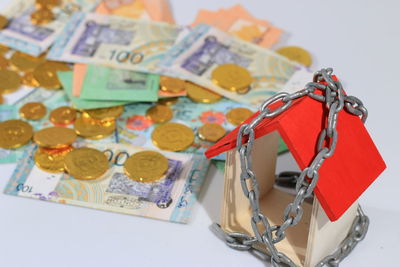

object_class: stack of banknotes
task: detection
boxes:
[0,0,314,224]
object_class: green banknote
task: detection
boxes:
[80,65,160,102]
[58,71,132,110]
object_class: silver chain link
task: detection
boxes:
[211,68,370,266]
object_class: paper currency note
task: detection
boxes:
[0,0,99,56]
[4,143,210,223]
[58,71,132,109]
[80,65,160,102]
[48,12,179,73]
[159,24,302,106]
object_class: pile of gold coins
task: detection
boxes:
[30,0,60,25]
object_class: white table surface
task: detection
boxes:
[0,0,399,266]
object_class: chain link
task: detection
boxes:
[211,68,370,266]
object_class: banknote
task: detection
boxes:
[4,142,210,223]
[159,24,302,106]
[58,71,132,109]
[80,65,160,102]
[48,12,179,73]
[0,0,99,56]
[191,5,282,48]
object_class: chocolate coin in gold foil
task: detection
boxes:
[35,0,60,8]
[226,107,253,126]
[30,8,54,25]
[146,105,173,123]
[10,51,45,72]
[0,15,8,29]
[34,147,70,173]
[19,102,47,120]
[50,106,76,125]
[211,64,252,91]
[152,122,194,152]
[157,97,178,106]
[64,147,109,180]
[198,123,226,142]
[0,55,9,69]
[276,46,312,67]
[0,70,21,94]
[185,82,222,103]
[0,120,33,149]
[159,76,186,93]
[83,106,124,121]
[33,67,61,89]
[74,116,116,140]
[33,127,77,148]
[21,71,40,87]
[124,151,169,183]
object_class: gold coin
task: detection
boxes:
[185,82,222,103]
[211,64,253,91]
[0,94,3,104]
[152,122,194,152]
[157,97,178,106]
[64,147,109,180]
[34,148,69,173]
[33,63,62,89]
[35,0,60,9]
[0,69,21,94]
[276,46,312,67]
[0,44,9,54]
[0,15,8,29]
[21,71,40,87]
[159,76,186,93]
[146,105,173,123]
[0,120,33,149]
[83,106,124,120]
[40,145,73,155]
[124,151,169,183]
[226,107,253,126]
[198,123,226,142]
[50,106,77,125]
[33,127,77,148]
[10,51,45,72]
[74,116,116,139]
[37,60,71,72]
[30,8,54,25]
[19,102,47,120]
[0,55,9,69]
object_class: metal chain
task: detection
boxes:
[211,68,370,266]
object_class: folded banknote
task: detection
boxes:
[48,12,179,72]
[4,143,210,223]
[0,0,99,56]
[159,24,302,106]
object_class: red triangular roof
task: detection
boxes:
[205,88,386,221]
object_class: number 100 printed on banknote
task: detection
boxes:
[4,143,210,224]
[48,12,179,73]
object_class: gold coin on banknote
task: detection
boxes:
[160,76,186,93]
[152,122,194,152]
[0,120,33,149]
[83,106,124,121]
[0,15,8,29]
[50,106,77,125]
[19,102,47,120]
[10,51,45,72]
[40,145,73,156]
[185,82,222,103]
[0,55,9,69]
[0,69,21,94]
[226,107,254,126]
[64,147,109,180]
[33,69,60,89]
[74,116,116,139]
[21,71,40,87]
[146,105,173,123]
[30,8,54,25]
[34,148,68,173]
[276,46,312,67]
[0,44,9,54]
[158,97,179,106]
[124,151,169,183]
[212,64,253,92]
[35,0,60,9]
[198,123,226,143]
[33,127,77,148]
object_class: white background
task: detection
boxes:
[0,0,399,266]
